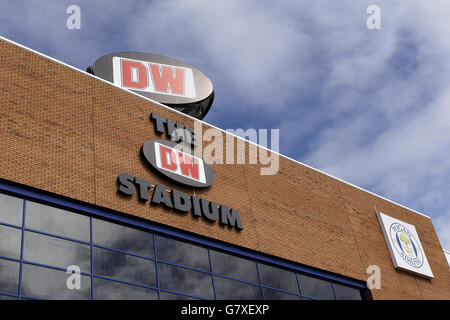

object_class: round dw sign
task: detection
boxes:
[142,139,215,188]
[88,52,214,120]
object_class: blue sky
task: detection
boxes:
[0,0,449,250]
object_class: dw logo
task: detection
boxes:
[113,57,196,98]
[155,142,206,184]
[142,139,215,188]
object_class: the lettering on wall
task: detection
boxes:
[117,173,243,231]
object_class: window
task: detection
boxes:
[156,235,209,271]
[93,218,154,257]
[94,278,157,300]
[26,201,89,241]
[0,224,21,259]
[298,274,335,300]
[0,188,366,300]
[214,276,262,300]
[263,288,300,300]
[211,250,259,283]
[21,264,91,300]
[0,259,20,295]
[333,283,363,300]
[158,263,214,299]
[23,231,90,272]
[93,247,156,287]
[0,193,23,226]
[259,263,299,294]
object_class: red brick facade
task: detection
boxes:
[0,38,448,299]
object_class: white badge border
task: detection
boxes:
[377,212,434,279]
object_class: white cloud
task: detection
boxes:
[301,1,450,248]
[126,0,316,112]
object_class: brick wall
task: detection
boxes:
[0,38,448,299]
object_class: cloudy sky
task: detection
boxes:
[0,0,449,250]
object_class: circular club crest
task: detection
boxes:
[389,223,424,268]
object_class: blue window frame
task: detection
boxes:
[0,180,367,300]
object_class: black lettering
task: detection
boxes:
[134,177,152,202]
[172,189,191,212]
[201,199,219,222]
[220,205,243,230]
[150,113,166,135]
[151,184,173,208]
[191,195,202,218]
[166,119,185,142]
[117,173,136,196]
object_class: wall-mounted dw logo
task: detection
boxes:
[377,212,433,279]
[88,52,214,120]
[142,139,215,188]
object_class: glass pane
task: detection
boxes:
[258,263,299,293]
[0,295,17,300]
[93,247,156,287]
[93,218,154,257]
[21,264,91,300]
[159,291,200,300]
[263,288,300,300]
[210,250,258,283]
[23,231,91,272]
[333,283,363,300]
[0,259,19,295]
[214,276,262,300]
[0,224,22,259]
[0,193,23,226]
[156,235,209,271]
[94,278,157,300]
[25,201,89,241]
[158,263,214,299]
[298,274,335,300]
